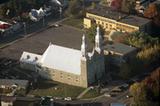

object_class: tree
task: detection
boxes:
[124,31,159,48]
[0,4,8,18]
[144,4,158,18]
[65,0,82,18]
[129,68,160,106]
[86,24,104,43]
[137,44,160,65]
[90,2,96,9]
[144,3,160,27]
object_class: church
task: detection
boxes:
[20,26,105,88]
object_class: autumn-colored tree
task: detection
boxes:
[144,4,158,18]
[144,3,160,26]
[137,44,160,65]
[111,0,122,10]
[129,68,160,106]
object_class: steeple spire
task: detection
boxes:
[95,26,102,53]
[81,34,87,59]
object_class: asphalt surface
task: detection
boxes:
[0,24,95,60]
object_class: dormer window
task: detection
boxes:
[35,57,38,61]
[27,55,30,59]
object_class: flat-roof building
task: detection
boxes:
[84,6,151,38]
[104,42,137,66]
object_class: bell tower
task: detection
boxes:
[81,34,87,60]
[95,26,102,53]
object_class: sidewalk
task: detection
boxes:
[77,87,92,99]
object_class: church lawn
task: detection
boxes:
[61,17,83,29]
[81,89,101,99]
[29,80,85,98]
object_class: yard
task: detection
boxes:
[81,88,101,99]
[62,17,83,29]
[29,80,85,99]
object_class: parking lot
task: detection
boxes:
[0,25,89,60]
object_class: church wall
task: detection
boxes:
[38,67,87,88]
[87,51,105,85]
[80,59,88,88]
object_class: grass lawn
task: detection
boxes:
[62,17,83,29]
[29,80,85,98]
[81,89,101,99]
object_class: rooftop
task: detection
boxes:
[41,44,81,75]
[103,42,137,56]
[87,6,151,26]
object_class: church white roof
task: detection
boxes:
[20,51,42,64]
[40,44,81,75]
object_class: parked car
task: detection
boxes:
[64,97,72,101]
[104,93,111,97]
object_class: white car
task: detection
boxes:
[104,93,111,97]
[64,97,72,101]
[54,24,60,27]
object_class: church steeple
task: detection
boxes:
[95,26,102,53]
[81,34,87,59]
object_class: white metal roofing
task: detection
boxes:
[20,51,42,64]
[40,44,81,75]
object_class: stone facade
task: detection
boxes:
[36,52,105,88]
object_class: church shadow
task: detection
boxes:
[54,102,102,106]
[36,80,58,89]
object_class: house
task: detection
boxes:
[0,79,29,95]
[20,26,105,88]
[0,21,11,32]
[0,96,16,106]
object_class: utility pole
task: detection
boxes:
[43,16,45,26]
[23,22,27,35]
[59,6,62,19]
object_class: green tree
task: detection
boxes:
[86,24,105,43]
[0,4,8,18]
[124,31,159,48]
[65,0,82,18]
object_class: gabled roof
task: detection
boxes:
[40,44,81,75]
[20,51,42,64]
